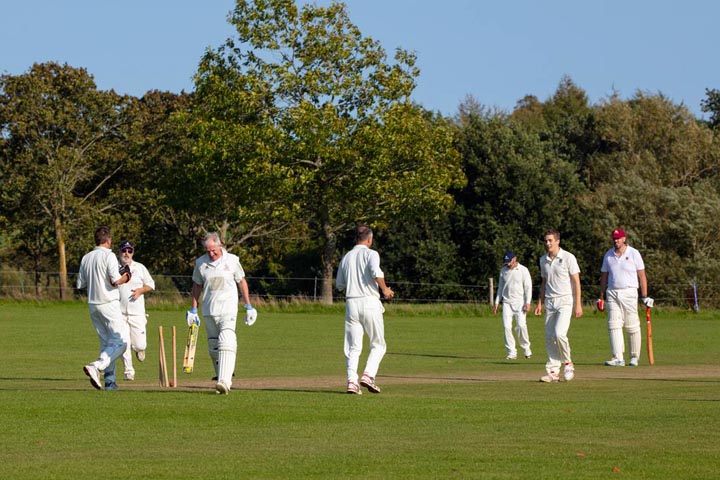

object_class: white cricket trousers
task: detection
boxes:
[543,295,573,373]
[501,302,531,357]
[606,288,641,359]
[88,301,128,384]
[120,313,147,376]
[344,296,386,383]
[204,314,237,387]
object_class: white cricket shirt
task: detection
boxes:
[539,248,581,298]
[495,263,532,306]
[601,246,645,289]
[336,244,383,299]
[77,246,122,305]
[118,260,155,315]
[192,249,245,316]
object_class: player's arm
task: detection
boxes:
[376,277,394,299]
[637,269,648,298]
[571,272,583,318]
[534,278,546,316]
[237,277,251,306]
[190,282,202,310]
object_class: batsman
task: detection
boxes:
[187,232,257,394]
[598,228,653,367]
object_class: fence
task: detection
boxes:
[0,270,712,309]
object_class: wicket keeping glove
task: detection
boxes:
[244,304,257,326]
[641,297,654,308]
[186,308,201,326]
[119,264,132,280]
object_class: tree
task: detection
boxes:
[701,88,720,128]
[0,63,128,297]
[197,0,465,302]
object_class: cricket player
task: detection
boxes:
[77,226,131,391]
[187,232,256,395]
[598,228,653,367]
[493,250,533,360]
[117,241,155,381]
[336,224,394,394]
[534,228,583,382]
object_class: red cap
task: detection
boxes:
[611,228,626,239]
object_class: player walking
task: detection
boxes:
[188,232,256,394]
[336,224,394,394]
[77,226,131,391]
[598,228,653,367]
[534,229,583,382]
[493,250,533,360]
[117,241,155,380]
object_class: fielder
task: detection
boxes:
[336,224,394,394]
[187,232,257,395]
[77,226,131,391]
[534,228,583,383]
[493,250,532,360]
[117,241,155,381]
[598,228,653,367]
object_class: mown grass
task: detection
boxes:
[0,302,718,479]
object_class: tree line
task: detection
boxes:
[2,0,720,305]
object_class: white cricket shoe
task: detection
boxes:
[346,381,362,395]
[524,350,533,359]
[215,381,230,395]
[563,362,575,381]
[83,365,102,390]
[505,354,517,360]
[604,358,625,367]
[540,372,560,383]
[360,373,381,394]
[629,356,639,367]
[136,350,146,362]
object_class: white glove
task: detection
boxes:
[641,297,654,308]
[186,308,201,326]
[244,304,257,326]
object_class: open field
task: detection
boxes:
[1,302,718,479]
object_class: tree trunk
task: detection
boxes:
[320,223,337,304]
[55,217,68,300]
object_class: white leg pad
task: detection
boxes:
[609,328,624,359]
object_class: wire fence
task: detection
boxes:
[0,270,711,310]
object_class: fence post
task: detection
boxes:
[314,277,317,302]
[488,277,494,306]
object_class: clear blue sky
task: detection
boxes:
[2,0,718,118]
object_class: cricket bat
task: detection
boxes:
[182,322,199,373]
[645,306,655,365]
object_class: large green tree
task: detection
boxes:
[0,63,128,297]
[196,0,464,302]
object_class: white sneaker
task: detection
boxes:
[524,351,533,359]
[360,373,381,394]
[124,372,135,381]
[215,381,230,395]
[563,362,575,381]
[604,358,625,367]
[83,364,102,390]
[506,354,517,360]
[136,350,146,362]
[629,356,639,367]
[540,372,560,383]
[346,381,362,394]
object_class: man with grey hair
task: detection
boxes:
[336,224,395,394]
[187,232,257,394]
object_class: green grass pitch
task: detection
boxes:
[0,302,718,479]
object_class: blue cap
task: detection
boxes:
[119,241,134,252]
[502,250,515,264]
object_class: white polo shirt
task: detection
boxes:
[77,246,122,305]
[192,249,245,316]
[336,245,383,299]
[601,246,644,290]
[495,263,532,306]
[118,260,155,315]
[539,248,581,298]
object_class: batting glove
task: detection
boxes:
[244,304,257,326]
[186,307,201,326]
[641,297,655,308]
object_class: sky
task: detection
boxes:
[2,0,719,119]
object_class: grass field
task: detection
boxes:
[0,301,718,479]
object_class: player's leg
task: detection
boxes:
[215,314,238,393]
[128,313,147,361]
[120,313,134,380]
[359,297,386,392]
[620,289,642,366]
[502,304,517,359]
[604,289,626,366]
[344,299,363,387]
[541,300,561,381]
[86,302,127,390]
[204,315,220,379]
[552,298,575,381]
[515,307,532,358]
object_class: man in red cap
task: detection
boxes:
[598,228,653,367]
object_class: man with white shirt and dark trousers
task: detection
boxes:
[598,228,653,367]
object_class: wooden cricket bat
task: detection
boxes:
[182,322,199,373]
[645,306,655,365]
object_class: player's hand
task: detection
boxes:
[186,308,201,326]
[534,303,542,316]
[595,298,605,312]
[641,297,654,308]
[119,264,132,281]
[244,304,257,326]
